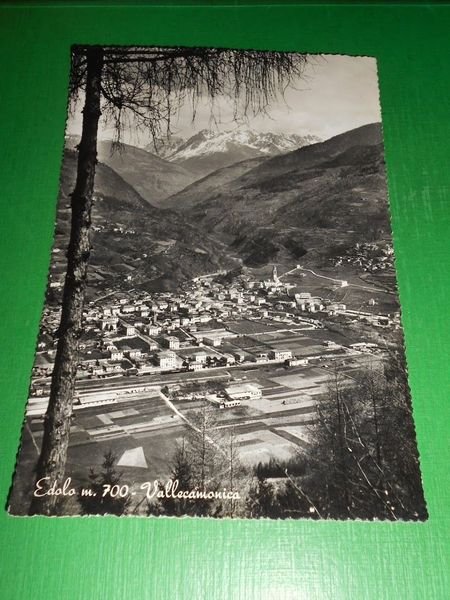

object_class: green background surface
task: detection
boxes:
[0,2,449,599]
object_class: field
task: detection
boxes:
[11,314,386,514]
[222,320,358,361]
[224,319,292,335]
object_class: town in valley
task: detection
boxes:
[25,247,401,492]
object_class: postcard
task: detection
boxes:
[8,46,427,519]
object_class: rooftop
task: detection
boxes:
[226,383,260,394]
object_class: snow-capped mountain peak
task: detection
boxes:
[168,127,320,163]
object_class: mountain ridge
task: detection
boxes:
[61,122,388,285]
[167,123,389,269]
[54,149,237,293]
[65,136,197,207]
[163,127,321,178]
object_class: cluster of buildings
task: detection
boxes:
[31,263,396,395]
[31,269,302,387]
[170,382,263,410]
[333,242,394,273]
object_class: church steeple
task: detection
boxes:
[272,265,280,285]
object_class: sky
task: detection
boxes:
[67,53,381,145]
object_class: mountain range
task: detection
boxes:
[55,150,236,293]
[165,123,389,268]
[65,128,320,206]
[145,135,186,160]
[60,122,388,290]
[146,127,321,178]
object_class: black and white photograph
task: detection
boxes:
[9,46,427,520]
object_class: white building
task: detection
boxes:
[123,323,136,336]
[206,394,241,409]
[163,335,180,350]
[189,362,203,372]
[203,334,223,347]
[121,305,135,314]
[147,325,161,336]
[108,346,123,361]
[269,349,292,361]
[222,353,236,365]
[199,329,235,347]
[287,357,309,367]
[225,383,262,401]
[99,316,118,332]
[194,352,208,364]
[157,351,177,370]
[123,347,141,360]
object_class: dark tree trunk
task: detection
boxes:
[29,47,103,515]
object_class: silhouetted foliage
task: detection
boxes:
[78,450,131,516]
[246,474,278,519]
[255,456,306,479]
[245,351,427,521]
[148,438,198,517]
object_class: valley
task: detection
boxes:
[10,120,410,517]
[58,123,392,298]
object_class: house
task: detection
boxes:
[104,363,123,374]
[108,346,123,361]
[193,351,208,364]
[295,292,323,312]
[157,350,177,370]
[323,340,340,349]
[327,303,346,315]
[189,362,203,372]
[163,335,180,350]
[222,353,236,365]
[122,322,136,336]
[114,336,150,358]
[378,316,391,327]
[122,346,141,360]
[202,334,223,347]
[99,316,118,332]
[295,292,311,304]
[121,305,135,314]
[269,349,292,361]
[206,394,241,409]
[78,349,109,367]
[287,357,309,367]
[199,328,235,347]
[147,324,161,336]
